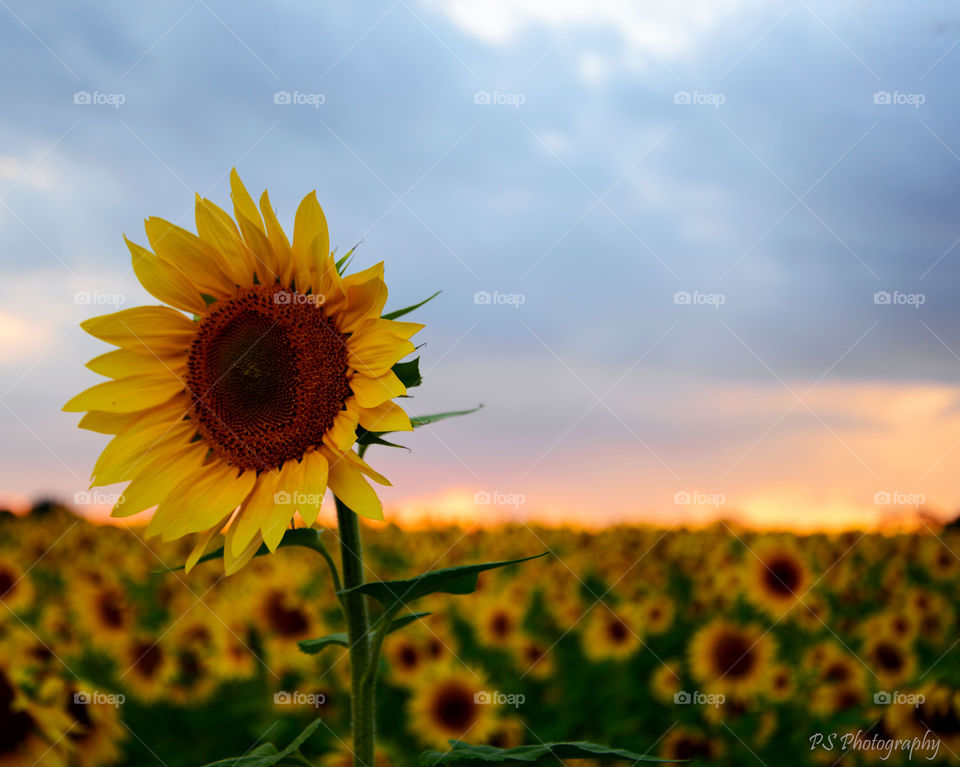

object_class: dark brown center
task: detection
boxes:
[186,286,350,472]
[763,555,801,597]
[712,631,756,678]
[430,683,477,732]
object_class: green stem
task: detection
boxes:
[335,497,375,767]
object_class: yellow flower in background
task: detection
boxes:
[64,171,422,572]
[745,540,810,617]
[688,620,774,699]
[407,665,500,749]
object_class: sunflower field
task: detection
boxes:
[2,502,959,766]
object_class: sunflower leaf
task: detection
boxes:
[166,528,326,572]
[298,611,430,655]
[411,405,483,428]
[297,632,349,654]
[355,428,410,450]
[382,290,441,320]
[338,553,548,607]
[197,718,323,766]
[419,740,677,766]
[392,357,423,389]
[335,243,358,274]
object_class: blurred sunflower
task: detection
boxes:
[660,727,723,761]
[688,620,774,698]
[581,605,642,662]
[863,635,915,688]
[0,663,71,767]
[119,636,174,703]
[0,555,33,614]
[53,680,125,767]
[64,170,422,573]
[473,598,524,648]
[745,540,810,616]
[407,665,500,749]
[511,636,553,679]
[650,660,683,704]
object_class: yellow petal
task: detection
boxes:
[80,306,196,355]
[86,348,186,379]
[224,527,262,575]
[185,515,230,574]
[322,402,359,452]
[338,272,388,334]
[292,192,329,292]
[144,217,234,298]
[126,236,207,315]
[326,450,384,521]
[92,413,194,486]
[236,210,279,285]
[348,334,415,378]
[263,459,303,551]
[350,370,406,408]
[195,196,257,286]
[297,450,328,527]
[112,444,208,518]
[64,374,185,414]
[230,169,264,236]
[357,400,412,434]
[341,449,392,486]
[150,463,256,541]
[259,190,294,287]
[78,410,138,435]
[229,468,281,556]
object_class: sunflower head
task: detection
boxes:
[65,171,424,572]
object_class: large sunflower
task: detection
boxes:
[64,171,422,572]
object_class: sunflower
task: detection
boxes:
[581,604,643,662]
[407,665,500,749]
[650,660,683,704]
[884,683,960,756]
[70,577,134,650]
[473,598,524,649]
[639,594,674,634]
[64,171,423,573]
[863,635,915,688]
[0,556,33,615]
[688,620,774,699]
[0,664,71,767]
[52,679,125,767]
[659,727,723,762]
[766,664,794,702]
[745,541,810,617]
[510,636,553,679]
[118,636,174,703]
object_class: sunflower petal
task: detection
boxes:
[259,190,294,287]
[357,400,412,434]
[350,370,406,408]
[77,410,139,435]
[341,449,392,486]
[292,192,329,292]
[86,348,186,379]
[185,515,230,574]
[112,444,208,518]
[326,450,384,521]
[297,450,328,527]
[144,217,234,298]
[127,236,207,314]
[80,306,196,355]
[150,463,257,541]
[230,468,281,557]
[195,196,257,286]
[64,374,185,414]
[322,402,360,452]
[224,527,263,575]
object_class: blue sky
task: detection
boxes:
[2,0,960,527]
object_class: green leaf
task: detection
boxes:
[383,290,441,320]
[167,528,326,572]
[335,243,358,275]
[199,719,323,766]
[411,405,483,428]
[419,740,677,766]
[355,428,409,450]
[338,553,548,607]
[298,612,429,655]
[392,357,423,389]
[297,632,349,654]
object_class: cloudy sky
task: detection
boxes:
[2,0,960,528]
